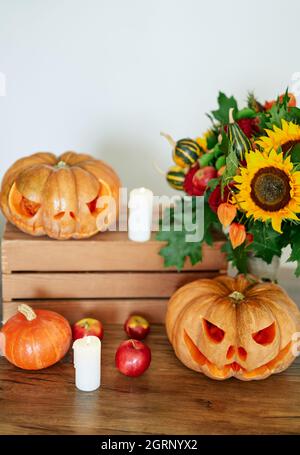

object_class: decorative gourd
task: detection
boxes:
[166,275,300,380]
[1,304,72,370]
[227,108,252,158]
[161,133,202,168]
[166,165,186,190]
[0,151,121,239]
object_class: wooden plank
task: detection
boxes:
[2,271,217,301]
[2,299,167,324]
[0,324,299,435]
[2,222,226,272]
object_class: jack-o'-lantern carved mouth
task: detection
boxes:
[184,318,290,379]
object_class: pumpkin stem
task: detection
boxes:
[55,160,68,169]
[229,107,235,124]
[229,291,245,302]
[160,132,176,148]
[18,304,37,321]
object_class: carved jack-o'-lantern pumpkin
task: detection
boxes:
[166,275,300,380]
[0,151,121,239]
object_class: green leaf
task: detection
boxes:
[226,145,239,175]
[257,111,269,131]
[259,93,292,131]
[206,177,220,191]
[266,103,287,128]
[280,88,290,109]
[206,132,218,150]
[221,142,239,192]
[286,107,300,125]
[221,241,248,274]
[157,232,202,270]
[248,222,282,263]
[291,143,300,163]
[219,130,229,155]
[211,92,238,124]
[247,92,264,113]
[287,228,300,276]
[203,201,219,245]
[156,198,220,271]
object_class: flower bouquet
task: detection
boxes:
[157,90,300,278]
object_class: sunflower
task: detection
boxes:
[234,149,300,233]
[256,119,300,154]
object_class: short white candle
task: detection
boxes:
[128,187,153,242]
[73,336,101,392]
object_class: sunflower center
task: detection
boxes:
[250,167,291,212]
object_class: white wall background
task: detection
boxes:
[1,0,300,196]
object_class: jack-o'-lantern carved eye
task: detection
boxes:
[20,196,41,217]
[87,196,98,215]
[203,319,225,343]
[252,322,276,345]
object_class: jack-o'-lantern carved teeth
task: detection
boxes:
[252,322,276,345]
[203,319,225,343]
[238,347,247,361]
[20,196,41,218]
[87,196,98,215]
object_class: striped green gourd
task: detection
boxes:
[161,133,202,168]
[166,165,186,190]
[227,108,252,158]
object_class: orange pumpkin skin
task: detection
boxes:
[1,305,72,370]
[0,151,121,239]
[166,275,300,381]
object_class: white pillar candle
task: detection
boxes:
[73,336,101,392]
[128,187,153,242]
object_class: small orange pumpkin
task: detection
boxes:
[166,275,300,380]
[0,151,121,239]
[1,304,72,370]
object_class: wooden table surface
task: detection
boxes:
[0,323,300,435]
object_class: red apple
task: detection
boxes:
[192,166,217,193]
[124,315,150,340]
[115,339,151,377]
[72,318,104,341]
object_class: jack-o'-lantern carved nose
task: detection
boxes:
[53,211,77,220]
[226,345,235,359]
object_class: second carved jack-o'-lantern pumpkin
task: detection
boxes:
[0,151,120,239]
[166,275,300,380]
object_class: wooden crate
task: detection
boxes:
[1,223,227,323]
